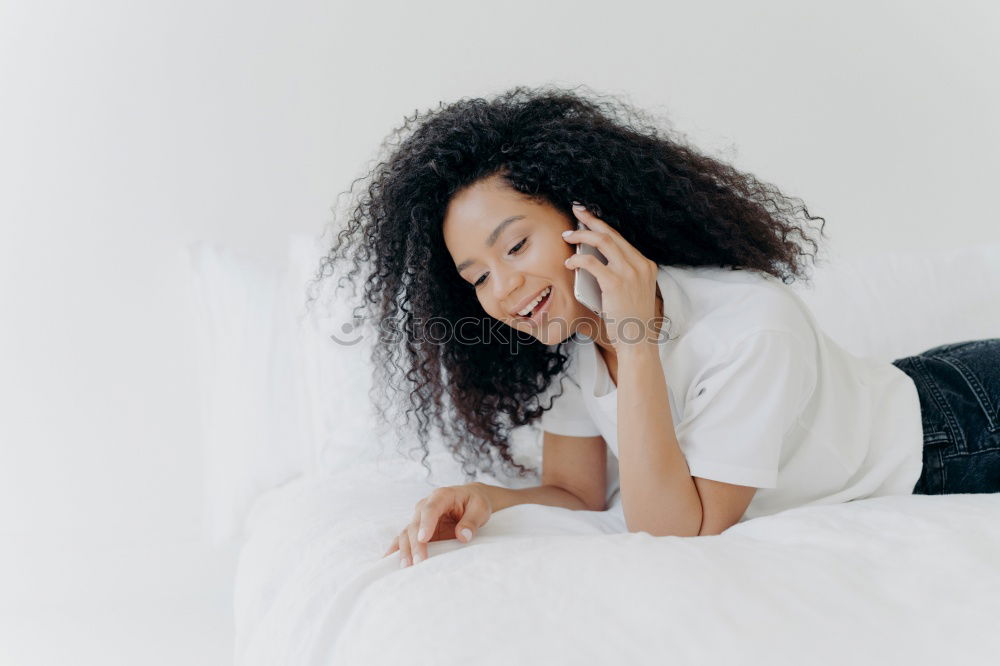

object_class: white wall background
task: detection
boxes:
[1,0,997,664]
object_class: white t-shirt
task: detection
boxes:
[539,264,924,522]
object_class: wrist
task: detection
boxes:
[614,339,662,363]
[468,481,500,513]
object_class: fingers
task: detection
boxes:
[564,252,614,285]
[396,528,412,568]
[388,486,486,569]
[562,227,627,267]
[415,500,441,555]
[406,521,423,565]
[393,489,449,568]
[453,489,489,543]
[455,495,490,543]
[454,524,475,543]
[571,203,623,241]
[564,204,658,289]
[569,204,648,268]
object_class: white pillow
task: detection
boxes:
[187,235,542,544]
[187,240,314,545]
[788,243,1000,362]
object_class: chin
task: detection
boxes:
[535,315,578,346]
[542,328,576,346]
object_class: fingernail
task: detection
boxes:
[564,258,572,267]
[561,230,572,237]
[417,528,426,541]
[413,553,423,564]
[572,203,585,210]
[572,201,582,207]
[400,557,409,568]
[461,528,473,542]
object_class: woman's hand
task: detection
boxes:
[383,483,493,568]
[562,203,662,354]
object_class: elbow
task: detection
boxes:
[626,515,701,538]
[625,500,703,537]
[628,525,700,538]
[621,482,704,537]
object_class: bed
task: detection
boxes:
[187,237,1000,665]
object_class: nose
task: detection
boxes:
[490,264,523,311]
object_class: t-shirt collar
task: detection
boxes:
[573,264,687,398]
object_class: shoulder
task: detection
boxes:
[666,265,817,355]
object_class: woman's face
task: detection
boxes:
[442,174,595,346]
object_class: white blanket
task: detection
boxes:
[234,464,1000,666]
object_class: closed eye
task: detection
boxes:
[473,237,527,288]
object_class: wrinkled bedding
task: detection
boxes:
[234,463,1000,665]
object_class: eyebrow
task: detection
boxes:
[455,215,526,274]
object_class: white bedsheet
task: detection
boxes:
[234,465,1000,666]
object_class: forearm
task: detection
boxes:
[471,482,592,512]
[617,344,702,537]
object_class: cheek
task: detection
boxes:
[476,292,496,317]
[477,294,505,320]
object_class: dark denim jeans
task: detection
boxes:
[891,339,1000,495]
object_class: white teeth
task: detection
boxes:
[518,286,551,316]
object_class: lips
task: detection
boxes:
[516,287,552,323]
[511,286,550,318]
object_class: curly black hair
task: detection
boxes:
[307,84,828,482]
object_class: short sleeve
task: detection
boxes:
[675,330,817,489]
[539,348,601,437]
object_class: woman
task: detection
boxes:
[310,85,1000,569]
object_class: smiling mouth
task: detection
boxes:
[516,287,552,321]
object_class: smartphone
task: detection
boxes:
[573,221,607,316]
